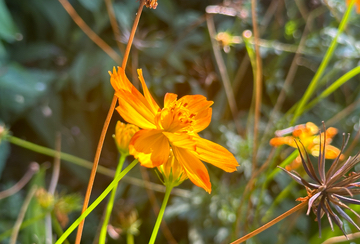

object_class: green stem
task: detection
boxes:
[291,0,355,125]
[54,159,138,244]
[99,153,127,243]
[303,66,360,112]
[6,135,114,177]
[266,150,299,182]
[255,150,298,220]
[51,213,70,244]
[149,184,174,244]
[127,232,134,244]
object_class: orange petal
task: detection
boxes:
[192,136,239,172]
[326,127,338,138]
[309,145,341,159]
[269,137,296,147]
[109,67,134,92]
[192,108,212,133]
[178,95,213,132]
[129,129,170,167]
[178,95,213,114]
[137,69,160,114]
[285,157,302,171]
[116,89,157,129]
[164,93,178,108]
[172,146,211,193]
[162,132,197,151]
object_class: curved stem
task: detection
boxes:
[55,159,139,244]
[58,0,122,64]
[231,201,307,244]
[0,162,39,200]
[75,1,146,242]
[99,153,127,243]
[149,184,174,244]
[10,186,38,244]
[75,95,117,244]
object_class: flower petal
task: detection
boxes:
[310,145,342,159]
[178,95,213,132]
[109,66,134,92]
[129,129,170,167]
[192,136,239,172]
[164,93,178,108]
[172,146,211,193]
[162,132,197,151]
[269,136,296,147]
[137,69,160,114]
[116,89,157,129]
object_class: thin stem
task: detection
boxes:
[55,159,139,244]
[0,162,39,200]
[99,153,127,244]
[322,231,360,244]
[231,201,307,244]
[58,0,122,64]
[5,135,190,197]
[234,148,276,237]
[139,166,177,244]
[51,213,70,244]
[291,0,355,125]
[75,1,146,242]
[10,186,37,244]
[121,0,145,69]
[149,184,174,244]
[46,133,62,244]
[75,95,117,244]
[206,14,242,135]
[251,0,263,172]
[104,0,125,53]
[127,232,134,244]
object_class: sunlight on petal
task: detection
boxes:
[193,136,239,172]
[172,146,211,193]
[130,129,170,167]
[137,69,160,114]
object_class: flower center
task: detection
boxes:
[155,100,196,133]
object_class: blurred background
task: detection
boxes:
[1,0,360,243]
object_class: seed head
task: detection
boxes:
[279,123,360,238]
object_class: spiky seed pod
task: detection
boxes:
[279,123,360,239]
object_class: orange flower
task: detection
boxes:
[110,67,238,193]
[347,0,360,13]
[270,122,343,170]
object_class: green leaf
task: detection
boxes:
[0,0,19,42]
[0,64,56,123]
[70,50,114,100]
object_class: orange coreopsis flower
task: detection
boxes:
[270,122,343,170]
[110,67,239,193]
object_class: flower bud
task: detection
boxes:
[36,188,54,209]
[157,150,188,187]
[114,122,140,155]
[0,124,8,144]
